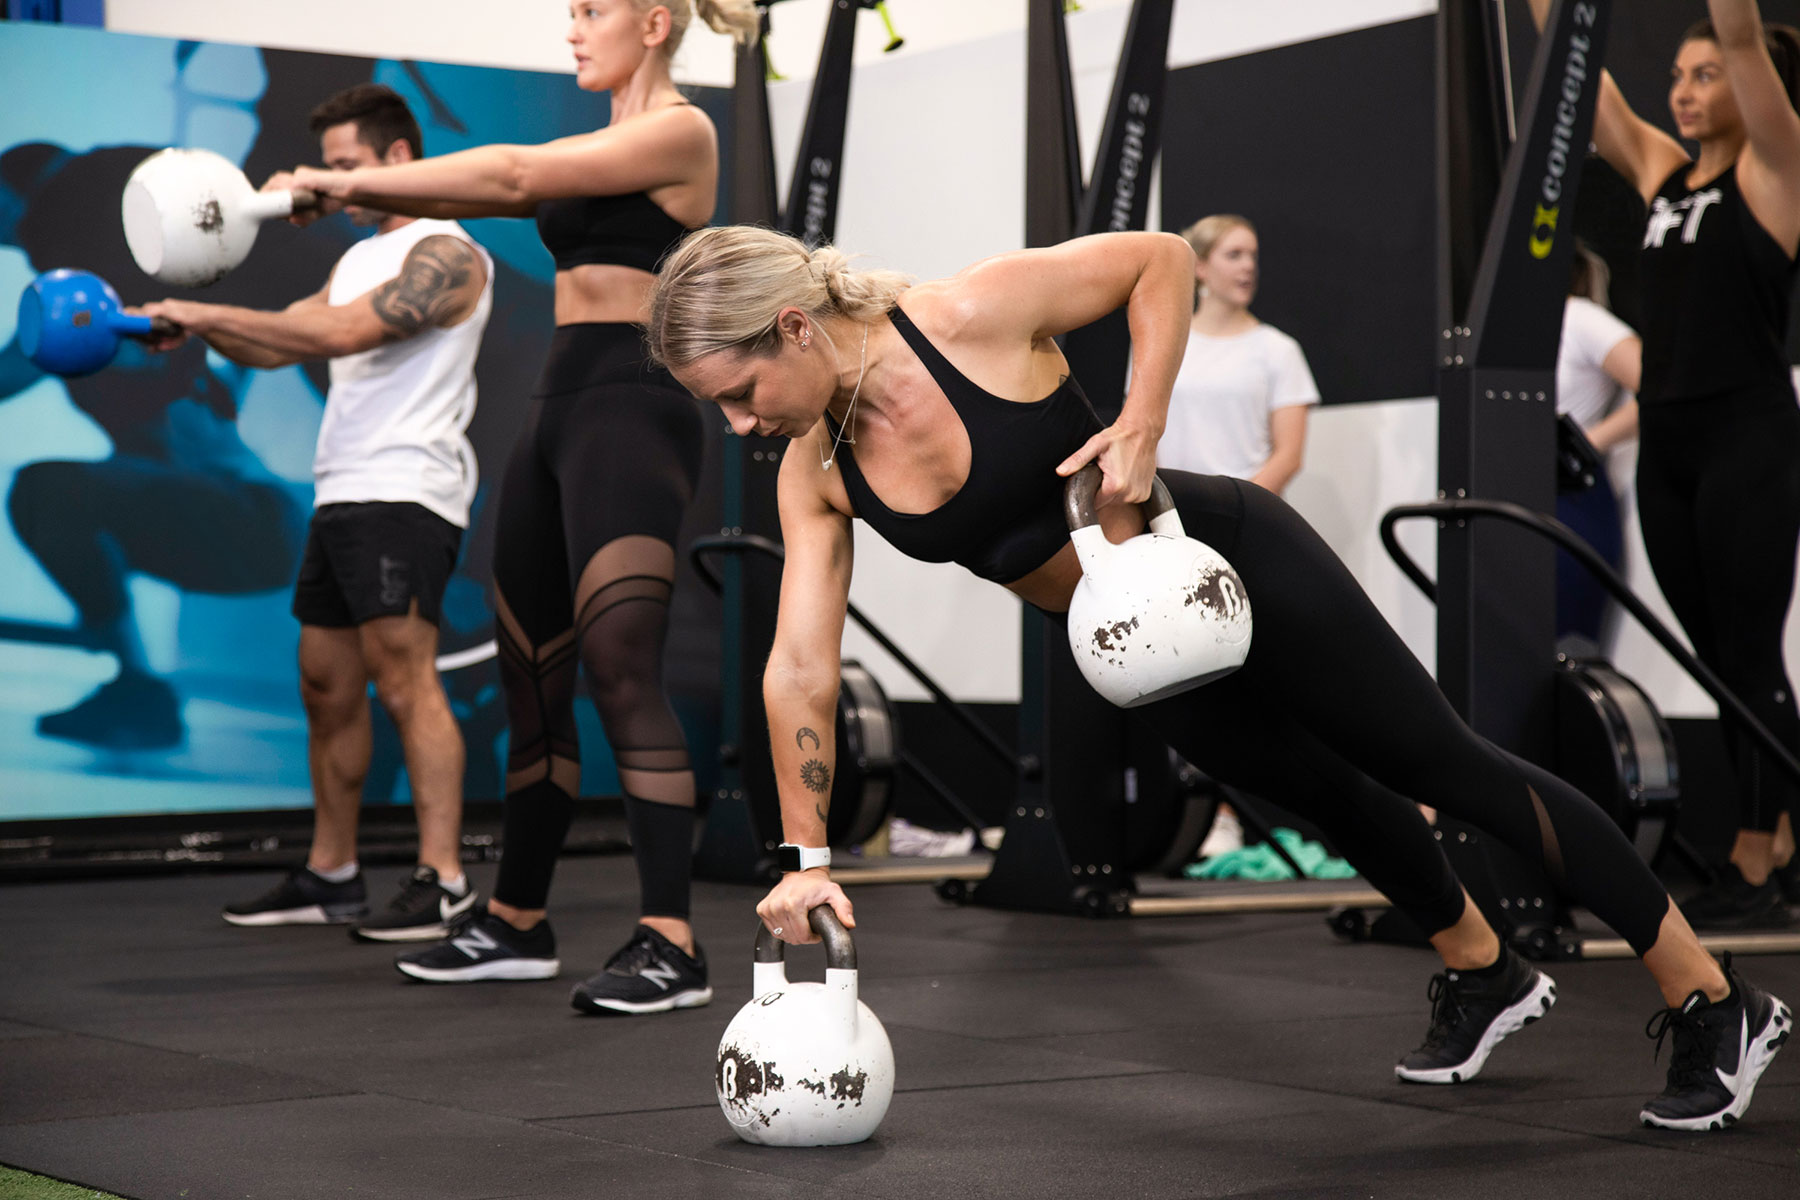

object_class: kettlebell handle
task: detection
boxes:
[121,315,180,340]
[755,906,856,970]
[1064,463,1177,533]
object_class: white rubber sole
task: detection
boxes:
[1640,998,1793,1131]
[222,904,364,927]
[572,986,714,1016]
[351,922,456,943]
[394,957,562,983]
[1396,970,1558,1085]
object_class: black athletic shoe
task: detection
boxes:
[1683,864,1792,930]
[349,866,478,943]
[38,672,183,750]
[569,925,712,1016]
[222,867,367,927]
[1395,947,1557,1084]
[1640,955,1792,1131]
[392,909,560,983]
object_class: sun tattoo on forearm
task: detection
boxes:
[800,759,831,794]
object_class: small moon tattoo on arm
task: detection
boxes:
[797,727,821,752]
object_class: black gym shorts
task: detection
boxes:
[291,502,462,628]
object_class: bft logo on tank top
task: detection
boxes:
[1644,188,1723,249]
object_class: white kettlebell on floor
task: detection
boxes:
[715,906,894,1147]
[1064,464,1252,707]
[122,148,317,287]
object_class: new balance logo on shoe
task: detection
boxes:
[453,925,500,959]
[639,961,682,990]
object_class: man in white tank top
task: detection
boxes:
[140,86,493,944]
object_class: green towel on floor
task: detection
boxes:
[1183,827,1358,881]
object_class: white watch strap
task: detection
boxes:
[781,843,832,871]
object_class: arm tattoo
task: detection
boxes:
[370,236,477,338]
[796,727,821,752]
[799,759,831,794]
[814,802,827,824]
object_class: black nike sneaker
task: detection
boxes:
[569,925,712,1016]
[1395,947,1557,1084]
[1640,955,1792,1131]
[1683,864,1792,930]
[222,867,367,927]
[392,908,560,982]
[350,866,479,943]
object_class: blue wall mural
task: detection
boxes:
[0,23,726,821]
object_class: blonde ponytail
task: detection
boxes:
[696,0,759,44]
[649,226,912,369]
[651,0,758,57]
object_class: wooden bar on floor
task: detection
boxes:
[1129,887,1389,916]
[833,857,993,886]
[1578,932,1800,960]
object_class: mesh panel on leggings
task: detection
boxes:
[494,593,582,797]
[573,543,694,809]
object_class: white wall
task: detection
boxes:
[105,1,1434,87]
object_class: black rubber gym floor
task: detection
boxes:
[2,858,1797,1199]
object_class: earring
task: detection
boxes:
[800,332,810,349]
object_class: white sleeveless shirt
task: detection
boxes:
[317,218,494,527]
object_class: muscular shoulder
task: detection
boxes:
[370,235,487,338]
[612,101,718,159]
[902,271,1009,348]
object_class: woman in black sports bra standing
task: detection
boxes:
[276,0,757,1014]
[646,223,1790,1131]
[1529,0,1800,925]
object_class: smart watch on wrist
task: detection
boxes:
[777,844,831,873]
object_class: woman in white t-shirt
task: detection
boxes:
[1163,214,1321,860]
[1159,214,1319,495]
[1555,244,1642,645]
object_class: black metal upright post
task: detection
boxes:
[782,0,862,247]
[1066,0,1175,419]
[697,8,788,883]
[1434,0,1613,934]
[974,0,1174,916]
[697,1,874,881]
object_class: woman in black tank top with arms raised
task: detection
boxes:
[648,223,1789,1131]
[274,0,759,1014]
[1529,0,1800,926]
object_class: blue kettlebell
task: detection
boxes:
[16,269,177,377]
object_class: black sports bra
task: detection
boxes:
[534,190,692,273]
[824,304,1104,585]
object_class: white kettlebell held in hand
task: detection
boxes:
[122,148,316,288]
[715,907,894,1147]
[1064,464,1252,707]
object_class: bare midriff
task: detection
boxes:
[554,263,657,326]
[1005,502,1147,614]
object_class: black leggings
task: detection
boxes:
[490,324,705,915]
[1107,473,1672,955]
[1636,384,1800,833]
